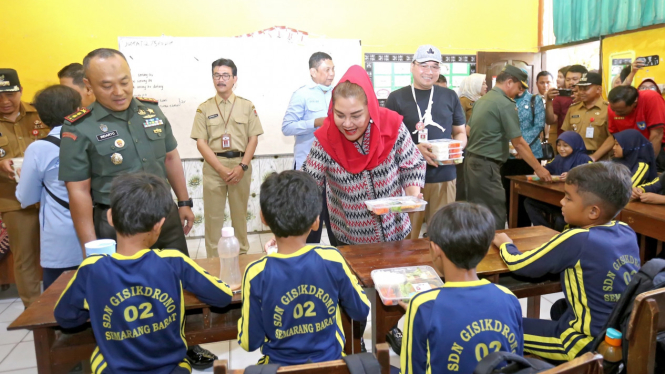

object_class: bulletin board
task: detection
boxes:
[364,53,476,106]
[602,26,665,97]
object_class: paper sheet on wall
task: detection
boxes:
[118,36,361,158]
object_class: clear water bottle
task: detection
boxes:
[218,227,241,290]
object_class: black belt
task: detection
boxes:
[467,152,503,166]
[215,151,244,158]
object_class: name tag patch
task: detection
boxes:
[208,114,219,119]
[143,118,164,128]
[571,114,580,118]
[96,130,119,141]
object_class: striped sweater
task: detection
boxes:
[302,123,426,244]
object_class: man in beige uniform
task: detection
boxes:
[191,58,263,256]
[0,69,49,306]
[561,73,610,161]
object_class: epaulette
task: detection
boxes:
[235,96,249,102]
[64,108,91,124]
[136,97,159,104]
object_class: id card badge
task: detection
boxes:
[222,134,232,149]
[585,126,594,139]
[418,129,428,143]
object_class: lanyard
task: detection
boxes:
[214,96,236,134]
[411,85,434,134]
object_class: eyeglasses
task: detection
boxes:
[213,73,232,81]
[639,86,658,91]
[416,62,441,72]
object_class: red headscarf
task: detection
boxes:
[314,65,403,174]
[638,78,662,95]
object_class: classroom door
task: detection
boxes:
[476,52,542,93]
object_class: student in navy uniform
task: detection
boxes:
[238,170,370,365]
[611,129,661,198]
[524,131,592,231]
[400,202,523,374]
[495,162,640,362]
[54,173,233,374]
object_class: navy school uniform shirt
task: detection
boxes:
[385,85,466,184]
[400,279,523,374]
[500,221,640,340]
[237,245,370,365]
[54,249,233,374]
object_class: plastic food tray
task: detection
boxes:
[437,157,464,165]
[365,196,427,215]
[372,266,444,305]
[527,175,562,182]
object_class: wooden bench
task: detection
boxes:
[626,288,665,374]
[542,352,603,374]
[214,343,391,374]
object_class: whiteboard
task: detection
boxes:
[118,36,361,158]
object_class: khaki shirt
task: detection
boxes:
[459,96,474,122]
[58,98,178,205]
[190,93,263,152]
[0,102,48,212]
[561,97,610,152]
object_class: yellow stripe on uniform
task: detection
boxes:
[401,289,439,374]
[54,255,105,310]
[426,340,432,374]
[179,282,187,349]
[238,257,268,351]
[334,306,346,353]
[632,162,648,186]
[499,229,587,270]
[494,284,518,299]
[154,250,232,297]
[524,328,593,361]
[574,261,592,335]
[178,359,192,373]
[637,176,660,191]
[90,347,105,374]
[314,248,370,308]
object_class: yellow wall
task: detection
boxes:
[602,26,665,95]
[4,0,538,99]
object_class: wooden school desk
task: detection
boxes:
[337,226,562,353]
[507,175,565,229]
[7,254,355,374]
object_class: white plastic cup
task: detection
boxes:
[84,239,116,257]
[11,157,23,183]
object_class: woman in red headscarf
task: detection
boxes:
[302,65,426,245]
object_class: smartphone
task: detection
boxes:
[637,55,660,67]
[558,89,573,97]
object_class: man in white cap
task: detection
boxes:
[386,45,467,240]
[384,45,467,354]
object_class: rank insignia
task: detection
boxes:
[138,109,146,116]
[100,124,108,132]
[111,153,123,165]
[64,108,91,124]
[0,148,5,158]
[147,108,155,114]
[115,139,125,148]
[136,97,159,104]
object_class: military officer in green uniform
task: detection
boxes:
[465,65,552,229]
[58,49,219,368]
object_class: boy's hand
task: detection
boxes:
[639,192,665,204]
[560,172,567,181]
[397,300,408,311]
[493,233,513,248]
[631,187,643,200]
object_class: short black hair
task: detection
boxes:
[309,52,333,70]
[110,173,173,236]
[57,63,86,88]
[212,58,237,76]
[496,71,519,84]
[428,202,495,270]
[537,71,553,80]
[565,162,632,219]
[437,74,447,84]
[32,85,81,128]
[558,65,570,75]
[83,48,127,76]
[619,65,632,83]
[260,171,321,238]
[608,84,639,106]
[566,64,588,77]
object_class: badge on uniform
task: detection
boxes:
[0,148,5,158]
[34,120,43,129]
[208,114,219,119]
[138,109,146,116]
[153,128,162,134]
[418,129,428,143]
[111,153,123,165]
[142,108,156,119]
[32,129,39,136]
[586,127,594,139]
[115,139,125,148]
[637,121,647,130]
[144,118,164,128]
[100,124,108,132]
[222,133,232,149]
[96,130,119,141]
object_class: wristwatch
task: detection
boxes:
[239,163,249,172]
[177,198,193,208]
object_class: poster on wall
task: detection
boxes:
[365,53,476,106]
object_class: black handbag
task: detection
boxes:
[531,95,554,161]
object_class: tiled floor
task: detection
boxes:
[0,230,563,373]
